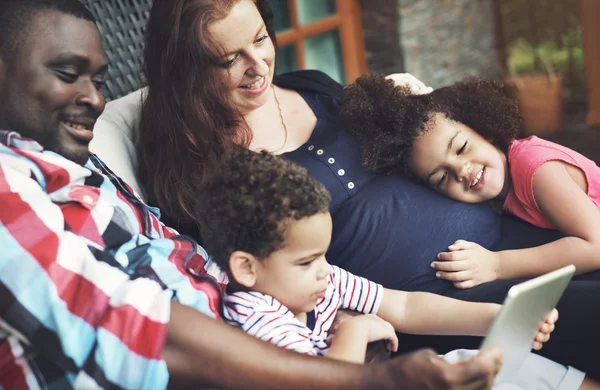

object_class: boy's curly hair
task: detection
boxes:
[340,72,523,179]
[194,148,331,273]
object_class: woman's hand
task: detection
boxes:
[385,73,434,95]
[533,308,558,350]
[433,240,501,289]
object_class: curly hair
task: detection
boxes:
[194,148,331,273]
[340,72,523,180]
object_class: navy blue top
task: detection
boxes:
[284,91,502,293]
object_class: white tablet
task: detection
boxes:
[479,264,576,384]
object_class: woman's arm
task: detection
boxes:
[497,161,600,278]
[377,288,501,336]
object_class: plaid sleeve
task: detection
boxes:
[0,161,173,389]
[332,265,383,314]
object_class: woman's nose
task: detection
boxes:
[246,51,269,77]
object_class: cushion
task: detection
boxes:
[91,88,147,199]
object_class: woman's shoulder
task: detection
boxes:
[274,70,343,99]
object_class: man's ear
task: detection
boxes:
[229,250,259,289]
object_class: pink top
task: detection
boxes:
[503,136,600,229]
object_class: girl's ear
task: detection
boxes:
[229,251,259,288]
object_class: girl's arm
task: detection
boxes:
[377,288,501,336]
[497,161,600,278]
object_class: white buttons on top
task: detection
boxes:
[348,182,355,189]
[328,158,335,164]
[338,169,345,176]
[317,149,324,155]
[308,145,314,151]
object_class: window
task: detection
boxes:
[270,0,367,84]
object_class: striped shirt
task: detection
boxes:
[224,265,383,355]
[0,130,227,390]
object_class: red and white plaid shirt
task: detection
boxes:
[0,130,227,390]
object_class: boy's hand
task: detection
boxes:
[338,314,399,353]
[433,240,500,289]
[533,309,558,350]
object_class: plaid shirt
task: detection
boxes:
[0,130,227,390]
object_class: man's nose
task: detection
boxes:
[76,80,105,115]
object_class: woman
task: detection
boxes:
[136,0,600,377]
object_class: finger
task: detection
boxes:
[435,270,472,282]
[446,349,502,387]
[548,308,559,324]
[388,333,399,352]
[532,340,543,350]
[454,279,476,289]
[448,240,475,251]
[437,251,469,262]
[432,259,471,271]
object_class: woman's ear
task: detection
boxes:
[229,250,259,288]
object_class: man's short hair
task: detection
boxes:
[0,0,96,65]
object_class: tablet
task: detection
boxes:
[479,264,576,384]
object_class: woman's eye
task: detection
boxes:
[437,172,447,187]
[256,34,269,44]
[221,54,239,69]
[457,141,467,155]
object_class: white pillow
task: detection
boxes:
[91,88,147,200]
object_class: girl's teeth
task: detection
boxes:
[471,168,484,187]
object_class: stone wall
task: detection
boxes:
[358,0,404,75]
[398,0,503,88]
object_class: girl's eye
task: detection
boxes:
[437,172,447,187]
[457,141,467,155]
[221,54,239,69]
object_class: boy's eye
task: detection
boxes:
[299,260,314,267]
[457,141,467,155]
[437,172,447,187]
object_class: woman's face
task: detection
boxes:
[409,113,511,203]
[209,0,276,114]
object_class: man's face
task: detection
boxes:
[0,10,108,165]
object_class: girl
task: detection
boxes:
[341,73,600,289]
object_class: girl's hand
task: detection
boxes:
[432,240,501,289]
[533,309,558,350]
[337,314,399,352]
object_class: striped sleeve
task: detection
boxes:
[224,292,317,355]
[331,265,383,315]
[0,160,171,390]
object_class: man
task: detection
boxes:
[0,0,502,388]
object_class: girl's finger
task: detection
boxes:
[432,260,470,271]
[436,270,472,282]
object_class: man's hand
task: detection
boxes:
[385,73,434,95]
[433,240,501,289]
[533,309,558,350]
[373,348,503,390]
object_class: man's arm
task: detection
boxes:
[165,301,502,390]
[0,161,178,389]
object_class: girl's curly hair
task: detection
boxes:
[340,72,523,179]
[194,148,331,273]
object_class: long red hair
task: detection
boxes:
[139,0,276,222]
